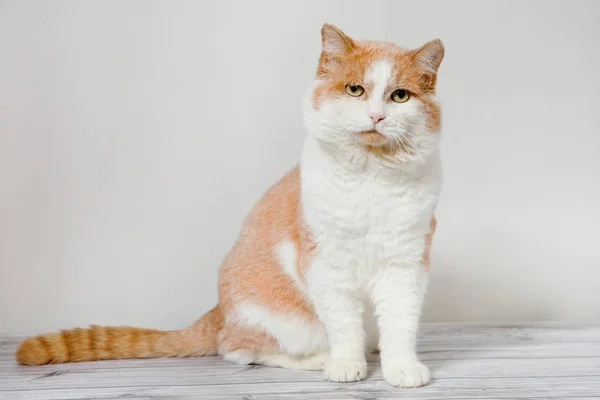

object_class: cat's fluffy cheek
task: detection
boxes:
[305,97,372,145]
[379,100,429,139]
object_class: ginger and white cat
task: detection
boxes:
[17,24,444,388]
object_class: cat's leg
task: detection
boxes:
[218,308,327,371]
[371,264,430,387]
[220,324,326,370]
[306,259,367,383]
[222,339,326,370]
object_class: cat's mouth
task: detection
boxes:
[358,130,388,146]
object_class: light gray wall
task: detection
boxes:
[1,0,599,333]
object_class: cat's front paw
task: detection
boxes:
[382,359,430,387]
[324,358,367,382]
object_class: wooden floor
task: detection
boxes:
[1,324,599,399]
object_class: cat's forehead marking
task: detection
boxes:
[365,59,394,107]
[365,59,393,91]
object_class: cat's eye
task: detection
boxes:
[391,89,410,103]
[345,84,364,97]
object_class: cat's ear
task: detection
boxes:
[321,24,355,57]
[413,39,445,74]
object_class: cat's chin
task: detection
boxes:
[358,130,388,147]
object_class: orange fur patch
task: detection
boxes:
[216,167,318,354]
[359,130,387,145]
[219,167,315,320]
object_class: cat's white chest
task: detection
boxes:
[300,138,441,285]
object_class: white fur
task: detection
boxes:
[232,302,327,356]
[255,352,326,371]
[224,339,326,371]
[275,240,306,293]
[222,349,255,365]
[299,58,442,386]
[365,60,392,117]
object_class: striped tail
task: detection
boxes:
[15,305,222,366]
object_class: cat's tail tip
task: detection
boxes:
[16,337,51,366]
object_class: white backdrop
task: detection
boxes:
[1,0,599,333]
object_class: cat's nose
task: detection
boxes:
[369,113,386,124]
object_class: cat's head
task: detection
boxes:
[304,24,444,163]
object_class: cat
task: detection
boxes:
[16,23,444,388]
